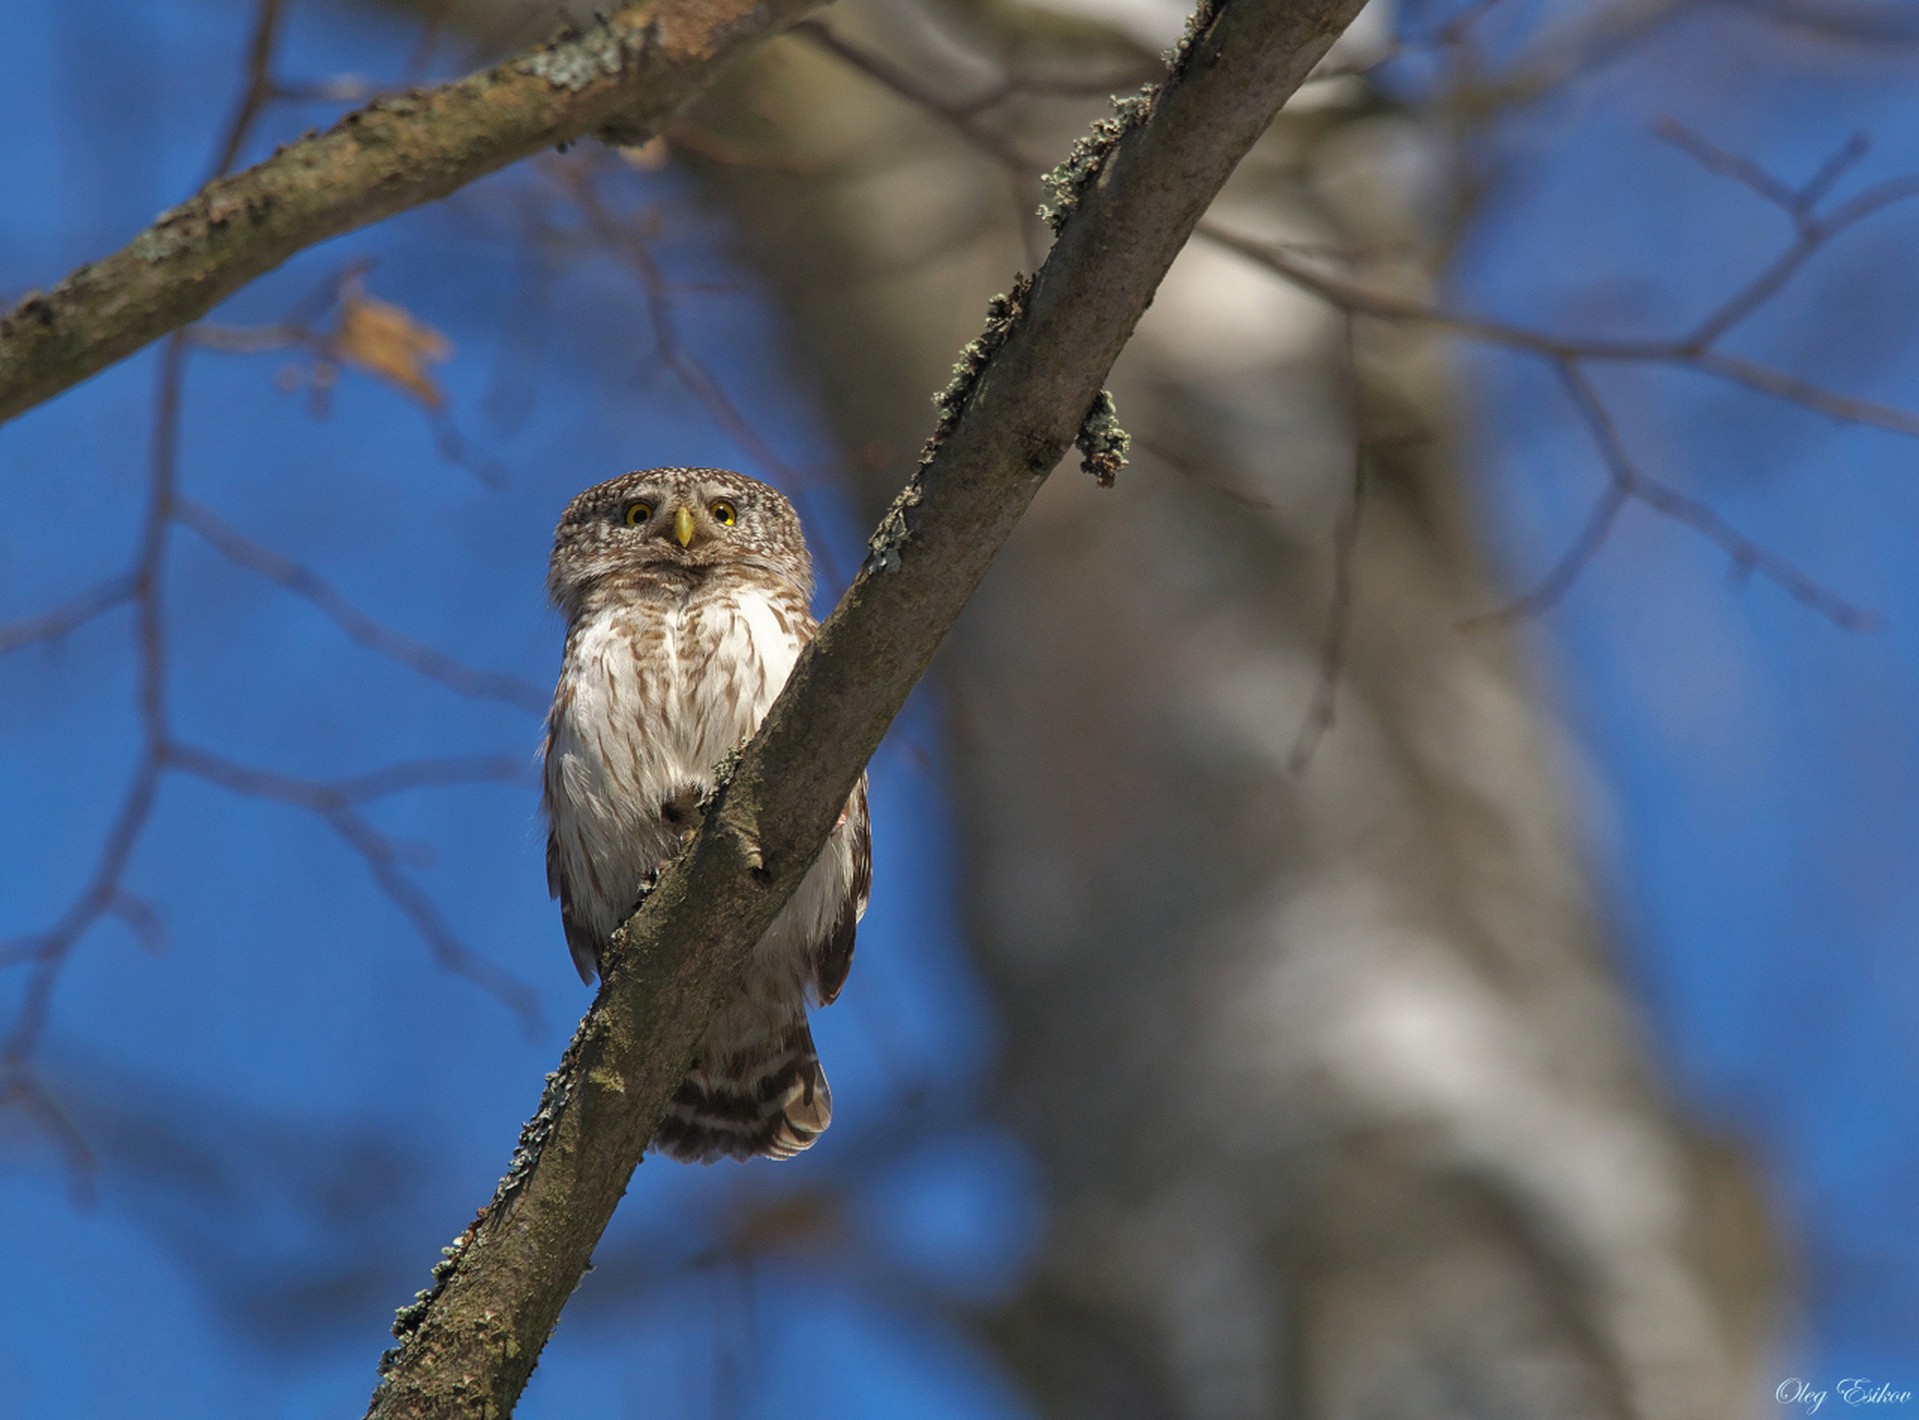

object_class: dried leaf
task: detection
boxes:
[335,285,451,409]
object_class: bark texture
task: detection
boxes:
[361,2,1368,1415]
[677,5,1779,1418]
[0,0,827,426]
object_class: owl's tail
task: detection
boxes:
[652,1014,831,1164]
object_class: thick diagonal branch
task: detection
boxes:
[362,0,1366,1415]
[0,0,822,426]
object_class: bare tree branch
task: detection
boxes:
[361,1,1368,1414]
[0,0,825,426]
[540,153,852,586]
[1,325,549,1154]
[547,157,815,492]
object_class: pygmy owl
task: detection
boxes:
[543,468,870,1163]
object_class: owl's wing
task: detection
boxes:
[547,829,601,985]
[812,774,871,1007]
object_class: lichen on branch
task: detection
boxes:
[923,277,1034,463]
[1038,88,1158,233]
[1076,389,1131,487]
[869,277,1035,574]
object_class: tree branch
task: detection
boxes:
[361,0,1366,1414]
[0,0,824,427]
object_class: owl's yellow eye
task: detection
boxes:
[709,499,738,527]
[623,501,653,526]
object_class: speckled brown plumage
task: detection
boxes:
[542,468,871,1163]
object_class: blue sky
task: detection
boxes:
[1,0,1916,1413]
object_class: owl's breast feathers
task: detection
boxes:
[541,565,872,1162]
[544,569,809,945]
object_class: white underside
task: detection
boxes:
[545,582,857,1005]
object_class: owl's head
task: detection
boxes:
[548,467,814,615]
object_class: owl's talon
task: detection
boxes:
[660,782,706,834]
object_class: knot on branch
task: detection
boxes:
[1076,388,1130,487]
[1,292,54,336]
[1038,87,1158,234]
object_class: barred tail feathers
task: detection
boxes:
[652,1015,831,1163]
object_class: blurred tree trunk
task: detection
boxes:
[679,9,1777,1419]
[361,1,1779,1414]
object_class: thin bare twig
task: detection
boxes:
[173,497,548,714]
[1558,362,1876,627]
[1656,116,1821,219]
[0,1076,96,1205]
[162,744,544,1029]
[1201,204,1919,437]
[1463,479,1631,628]
[1679,165,1919,352]
[1199,124,1919,627]
[0,575,137,657]
[561,167,809,485]
[1290,315,1371,774]
[188,264,514,489]
[794,21,1044,174]
[1664,122,1871,219]
[1472,360,1880,629]
[1137,436,1276,508]
[822,63,1919,464]
[330,753,536,802]
[793,21,1067,267]
[207,0,287,180]
[949,63,1167,118]
[1304,0,1507,84]
[401,0,458,84]
[545,157,850,587]
[0,324,186,1192]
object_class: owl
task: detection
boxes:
[542,468,871,1163]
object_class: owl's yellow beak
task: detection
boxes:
[673,504,697,548]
